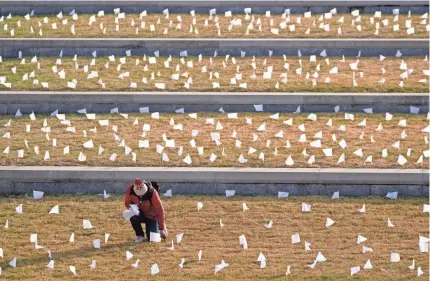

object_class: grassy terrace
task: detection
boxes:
[0,113,428,168]
[0,195,428,280]
[0,56,428,92]
[2,13,429,38]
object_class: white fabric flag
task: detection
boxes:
[225,190,235,197]
[301,203,311,212]
[83,140,94,149]
[325,217,335,228]
[33,190,44,200]
[9,257,17,268]
[69,233,75,243]
[45,260,54,269]
[291,233,300,244]
[176,233,184,244]
[197,202,204,211]
[49,205,59,214]
[332,191,340,199]
[93,239,101,249]
[390,252,400,262]
[278,191,289,198]
[69,265,77,276]
[16,204,23,214]
[357,235,367,244]
[83,220,93,229]
[126,251,133,260]
[386,191,398,200]
[351,266,360,276]
[163,189,172,197]
[150,232,161,242]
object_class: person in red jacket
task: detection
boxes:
[124,178,167,244]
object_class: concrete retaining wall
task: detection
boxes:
[2,103,428,114]
[1,92,428,114]
[1,39,428,58]
[0,167,428,196]
[1,1,428,15]
[2,92,428,105]
[0,181,427,197]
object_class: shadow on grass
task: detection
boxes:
[0,241,131,272]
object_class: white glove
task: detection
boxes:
[160,229,168,239]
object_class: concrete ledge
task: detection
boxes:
[3,103,428,114]
[0,167,427,196]
[0,92,428,114]
[3,0,428,6]
[0,167,427,185]
[1,92,428,105]
[1,39,428,58]
[0,1,428,16]
[4,182,428,197]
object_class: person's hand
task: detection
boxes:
[160,229,168,239]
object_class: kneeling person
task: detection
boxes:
[124,178,167,244]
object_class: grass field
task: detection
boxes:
[2,13,429,38]
[0,112,428,168]
[0,195,428,280]
[0,56,429,93]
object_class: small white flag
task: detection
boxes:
[83,220,93,229]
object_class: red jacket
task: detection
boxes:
[124,184,165,230]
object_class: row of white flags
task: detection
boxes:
[1,189,429,277]
[0,51,429,90]
[1,8,429,37]
[1,109,429,166]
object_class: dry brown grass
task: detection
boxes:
[0,195,428,281]
[0,112,428,168]
[3,13,429,38]
[1,56,429,93]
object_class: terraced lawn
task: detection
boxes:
[0,112,428,168]
[0,195,428,280]
[0,56,428,93]
[2,13,429,38]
